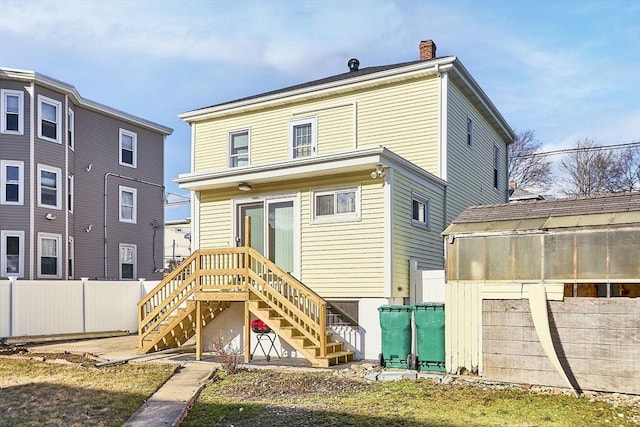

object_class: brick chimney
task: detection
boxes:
[419,40,437,60]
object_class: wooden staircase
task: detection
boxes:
[137,246,355,367]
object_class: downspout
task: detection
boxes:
[64,94,69,279]
[103,172,164,278]
[28,82,35,280]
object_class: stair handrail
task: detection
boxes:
[246,248,327,357]
[137,250,202,347]
[138,244,329,358]
[138,249,200,312]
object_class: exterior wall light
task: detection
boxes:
[238,182,252,191]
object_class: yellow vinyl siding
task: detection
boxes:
[357,78,440,173]
[196,172,386,299]
[391,172,445,298]
[192,76,441,174]
[445,82,507,223]
[199,189,236,247]
[301,175,385,299]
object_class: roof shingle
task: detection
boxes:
[452,192,640,224]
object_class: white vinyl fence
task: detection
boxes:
[0,277,158,338]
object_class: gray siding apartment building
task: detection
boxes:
[0,67,172,281]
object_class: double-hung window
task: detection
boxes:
[229,130,249,167]
[493,145,499,189]
[1,160,24,205]
[412,195,430,228]
[119,243,136,279]
[312,187,359,223]
[38,165,62,209]
[68,237,74,279]
[1,89,24,134]
[119,129,137,167]
[1,230,24,277]
[289,117,317,159]
[68,175,74,213]
[38,95,62,143]
[119,186,137,223]
[68,108,75,150]
[38,232,61,278]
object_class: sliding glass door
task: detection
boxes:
[237,197,295,274]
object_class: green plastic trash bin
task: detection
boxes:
[413,303,445,372]
[378,305,415,369]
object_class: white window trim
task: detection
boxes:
[119,243,137,280]
[411,193,430,229]
[68,108,75,150]
[37,232,62,278]
[68,175,74,213]
[1,230,24,278]
[228,129,250,167]
[1,89,24,135]
[1,160,24,205]
[68,236,74,279]
[289,117,317,159]
[310,186,360,224]
[493,145,500,190]
[119,185,137,223]
[37,164,62,209]
[38,95,62,143]
[467,116,473,148]
[119,128,137,168]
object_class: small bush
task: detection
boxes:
[211,337,244,374]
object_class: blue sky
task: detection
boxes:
[2,0,638,220]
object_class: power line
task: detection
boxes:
[512,141,640,159]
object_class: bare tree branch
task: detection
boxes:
[508,129,554,191]
[559,138,625,196]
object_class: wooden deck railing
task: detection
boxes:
[137,246,327,357]
[246,248,327,357]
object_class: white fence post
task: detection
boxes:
[81,277,89,333]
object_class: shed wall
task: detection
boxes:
[483,298,640,394]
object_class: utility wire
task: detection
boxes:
[512,141,640,159]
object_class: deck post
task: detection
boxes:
[319,301,327,357]
[196,300,202,361]
[244,302,251,363]
[195,249,202,292]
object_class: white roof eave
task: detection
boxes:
[0,67,173,135]
[175,147,447,192]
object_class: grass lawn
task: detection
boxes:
[183,370,640,427]
[0,355,175,427]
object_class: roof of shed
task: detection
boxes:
[443,191,640,235]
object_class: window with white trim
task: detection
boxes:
[1,89,24,134]
[68,108,74,150]
[68,237,74,279]
[1,160,24,205]
[467,116,473,147]
[119,128,137,167]
[68,175,74,213]
[119,243,136,279]
[1,230,24,277]
[37,164,62,209]
[312,187,360,223]
[493,145,499,189]
[229,130,249,167]
[38,95,62,143]
[119,186,137,223]
[289,117,317,159]
[412,196,430,228]
[38,232,61,278]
